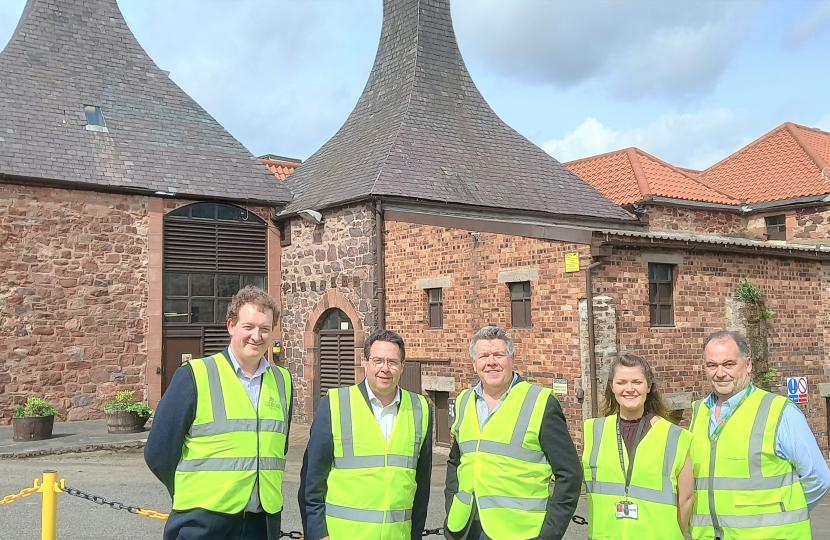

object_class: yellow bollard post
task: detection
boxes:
[40,470,58,540]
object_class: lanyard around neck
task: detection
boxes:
[710,383,754,441]
[616,415,647,500]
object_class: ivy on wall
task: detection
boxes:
[735,278,777,390]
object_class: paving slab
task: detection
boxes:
[0,419,149,458]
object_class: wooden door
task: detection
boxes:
[431,391,451,446]
[399,361,422,393]
[162,337,202,393]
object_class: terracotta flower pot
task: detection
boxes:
[12,415,55,441]
[104,410,149,434]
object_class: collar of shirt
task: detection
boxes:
[703,383,755,411]
[473,372,519,401]
[365,382,401,410]
[226,347,269,381]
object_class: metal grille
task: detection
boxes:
[319,331,355,397]
[203,325,229,355]
[164,218,267,273]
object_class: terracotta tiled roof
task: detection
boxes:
[565,148,739,206]
[698,122,830,204]
[0,0,291,205]
[283,0,632,223]
[260,157,301,181]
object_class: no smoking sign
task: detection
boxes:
[787,376,809,404]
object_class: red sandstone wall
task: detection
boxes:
[646,204,745,236]
[0,184,149,424]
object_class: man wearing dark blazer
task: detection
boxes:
[299,329,433,540]
[444,326,582,540]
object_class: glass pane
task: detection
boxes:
[163,299,189,323]
[650,263,671,282]
[509,282,523,300]
[322,309,352,330]
[217,205,241,221]
[523,281,531,296]
[84,106,105,126]
[649,305,658,325]
[218,275,241,297]
[191,274,215,296]
[660,305,673,325]
[191,204,216,219]
[191,299,215,323]
[217,299,231,322]
[242,275,265,289]
[658,283,672,300]
[168,206,189,217]
[648,283,657,303]
[164,273,188,296]
[427,288,441,302]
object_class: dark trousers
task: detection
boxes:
[466,520,493,540]
[164,509,281,540]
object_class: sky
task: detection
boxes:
[1,0,829,171]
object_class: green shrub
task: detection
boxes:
[13,397,65,420]
[102,390,152,417]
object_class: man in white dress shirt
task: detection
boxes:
[299,329,434,540]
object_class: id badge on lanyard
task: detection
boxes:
[615,415,647,520]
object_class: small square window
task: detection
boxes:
[509,281,531,328]
[279,220,292,247]
[648,263,674,327]
[83,106,108,132]
[427,288,443,329]
[765,215,786,241]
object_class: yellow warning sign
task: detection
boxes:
[565,252,580,272]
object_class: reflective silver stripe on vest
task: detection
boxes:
[694,471,797,491]
[589,417,606,482]
[477,495,547,511]
[458,384,546,463]
[259,457,287,471]
[325,503,413,524]
[178,457,259,472]
[584,418,680,506]
[456,491,472,505]
[269,365,289,420]
[332,386,420,470]
[188,355,288,437]
[690,507,810,528]
[453,390,473,438]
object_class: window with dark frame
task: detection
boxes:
[765,214,786,241]
[427,288,443,329]
[648,263,674,327]
[279,220,291,247]
[163,273,266,324]
[509,281,532,328]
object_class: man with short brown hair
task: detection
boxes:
[146,285,292,540]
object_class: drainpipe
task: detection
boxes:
[586,259,605,418]
[375,200,385,329]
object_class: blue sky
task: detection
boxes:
[1,0,829,170]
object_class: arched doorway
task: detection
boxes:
[314,309,355,412]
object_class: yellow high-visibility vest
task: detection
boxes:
[582,414,692,539]
[446,381,553,540]
[688,388,811,540]
[325,385,429,540]
[173,351,291,514]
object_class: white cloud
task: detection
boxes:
[542,110,754,169]
[815,114,830,132]
[784,0,830,47]
[453,0,762,99]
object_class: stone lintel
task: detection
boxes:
[497,268,539,283]
[664,392,693,410]
[641,251,684,265]
[819,382,830,398]
[416,277,451,290]
[422,375,455,392]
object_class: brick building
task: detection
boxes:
[277,0,830,454]
[0,0,291,423]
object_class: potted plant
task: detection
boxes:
[102,390,153,434]
[12,397,65,441]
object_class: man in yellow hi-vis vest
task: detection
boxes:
[689,330,829,540]
[444,326,582,540]
[299,328,433,540]
[146,286,292,540]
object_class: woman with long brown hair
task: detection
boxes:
[582,352,694,539]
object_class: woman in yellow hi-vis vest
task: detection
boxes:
[582,352,694,540]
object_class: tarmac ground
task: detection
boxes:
[0,419,827,539]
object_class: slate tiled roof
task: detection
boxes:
[0,0,291,205]
[698,122,830,204]
[259,157,300,181]
[565,148,739,206]
[283,0,632,223]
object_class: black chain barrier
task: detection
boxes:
[423,527,444,536]
[572,514,588,525]
[279,533,303,539]
[64,486,141,514]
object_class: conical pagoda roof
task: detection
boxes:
[284,0,631,223]
[0,0,291,205]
